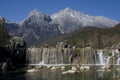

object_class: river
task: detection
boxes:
[0,66,120,80]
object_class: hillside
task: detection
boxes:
[65,24,120,48]
[1,8,119,47]
[0,17,10,46]
[51,8,118,34]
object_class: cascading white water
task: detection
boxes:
[97,50,104,65]
[117,57,120,65]
[95,50,115,65]
[26,47,73,65]
[26,47,117,66]
[39,60,45,65]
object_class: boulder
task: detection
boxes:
[1,62,7,72]
[61,66,65,70]
[56,42,70,49]
[80,66,90,70]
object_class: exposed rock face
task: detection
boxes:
[26,47,120,65]
[110,43,120,64]
[1,62,7,72]
[80,47,95,64]
[5,23,21,36]
[56,42,70,48]
[2,8,119,46]
[26,48,78,64]
[18,10,61,45]
[10,37,26,64]
[0,37,26,71]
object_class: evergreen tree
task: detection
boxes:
[0,18,10,46]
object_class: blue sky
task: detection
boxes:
[0,0,120,22]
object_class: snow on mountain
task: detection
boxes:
[18,9,60,45]
[51,7,119,34]
[1,8,119,46]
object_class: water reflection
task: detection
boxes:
[1,66,120,80]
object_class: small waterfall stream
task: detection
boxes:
[95,50,114,65]
[96,50,104,65]
[117,57,120,65]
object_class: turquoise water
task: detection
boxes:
[0,66,120,80]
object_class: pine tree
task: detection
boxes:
[0,18,10,46]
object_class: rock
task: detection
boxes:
[115,49,120,54]
[80,66,90,70]
[62,66,79,74]
[72,66,77,71]
[56,42,70,49]
[10,37,25,49]
[101,64,110,69]
[1,62,7,72]
[46,65,52,68]
[62,70,76,74]
[62,71,68,74]
[62,69,80,74]
[26,68,38,72]
[97,68,111,72]
[61,66,65,70]
[51,66,57,70]
[35,65,42,69]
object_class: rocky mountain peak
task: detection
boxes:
[24,9,52,24]
[51,7,119,34]
[52,7,85,18]
[3,8,119,46]
[62,7,73,12]
[29,9,43,17]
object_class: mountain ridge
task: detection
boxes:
[1,8,119,46]
[51,7,119,34]
[17,9,61,46]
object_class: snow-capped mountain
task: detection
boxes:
[1,8,119,46]
[51,7,119,34]
[18,9,60,45]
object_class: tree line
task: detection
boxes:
[0,18,10,46]
[65,24,120,49]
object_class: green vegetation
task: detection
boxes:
[0,18,10,46]
[65,24,120,49]
[28,23,120,48]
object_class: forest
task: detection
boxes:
[65,23,120,49]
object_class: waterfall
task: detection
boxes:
[39,61,45,65]
[106,50,115,64]
[117,57,120,65]
[96,50,104,65]
[99,50,104,65]
[26,47,116,66]
[95,50,115,65]
[26,48,73,65]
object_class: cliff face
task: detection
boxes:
[26,48,74,64]
[26,47,120,65]
[26,47,96,65]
